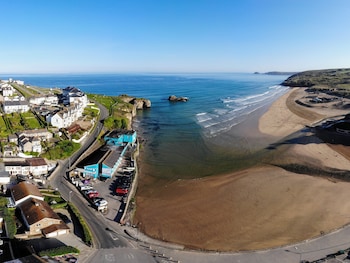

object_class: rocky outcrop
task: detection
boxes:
[281,68,350,88]
[168,95,189,102]
[132,98,152,109]
[119,95,152,109]
[112,95,151,129]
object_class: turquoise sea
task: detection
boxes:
[0,73,290,179]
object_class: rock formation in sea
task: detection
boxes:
[117,95,151,129]
[168,95,189,102]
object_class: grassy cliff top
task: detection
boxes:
[282,68,350,90]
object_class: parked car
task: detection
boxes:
[87,192,99,199]
[116,187,128,196]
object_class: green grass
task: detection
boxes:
[283,68,350,90]
[38,246,80,257]
[20,111,42,129]
[7,113,23,132]
[11,83,32,98]
[0,197,16,239]
[87,93,119,111]
[0,116,10,137]
[88,93,131,129]
[41,140,80,160]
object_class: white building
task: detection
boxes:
[0,83,14,96]
[4,157,48,177]
[29,94,58,106]
[2,96,30,114]
[17,129,53,141]
[19,136,42,153]
[46,104,82,129]
[62,86,88,107]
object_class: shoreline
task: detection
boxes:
[134,87,350,251]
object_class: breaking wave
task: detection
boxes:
[195,85,288,137]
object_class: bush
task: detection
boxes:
[67,203,92,245]
[42,140,80,160]
[38,246,79,257]
[4,207,16,239]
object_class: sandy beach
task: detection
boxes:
[134,87,350,251]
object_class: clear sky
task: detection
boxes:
[1,0,350,74]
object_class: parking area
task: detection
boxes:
[92,166,135,223]
[68,148,136,225]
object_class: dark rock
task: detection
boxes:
[168,95,189,102]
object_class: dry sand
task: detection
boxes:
[134,87,350,251]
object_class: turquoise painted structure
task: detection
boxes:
[104,129,137,146]
[81,130,136,179]
[83,164,99,178]
[100,150,122,178]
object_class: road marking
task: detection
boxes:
[109,232,119,240]
[105,253,116,262]
[127,253,135,259]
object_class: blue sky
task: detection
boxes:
[1,0,350,73]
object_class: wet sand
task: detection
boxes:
[134,87,350,251]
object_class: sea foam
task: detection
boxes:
[196,85,288,137]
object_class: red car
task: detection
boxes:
[116,187,128,195]
[87,192,99,199]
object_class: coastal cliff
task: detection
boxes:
[88,93,151,130]
[282,68,350,89]
[119,96,152,129]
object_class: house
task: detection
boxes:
[0,83,14,96]
[4,157,48,177]
[17,129,53,141]
[5,134,19,157]
[10,181,44,206]
[2,96,30,114]
[10,181,69,238]
[29,94,58,106]
[19,136,42,153]
[46,104,83,129]
[18,198,69,237]
[3,144,17,157]
[26,158,48,176]
[6,129,52,155]
[62,86,88,107]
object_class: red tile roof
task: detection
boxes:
[11,181,43,203]
[19,198,61,225]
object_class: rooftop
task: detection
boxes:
[105,129,136,138]
[11,181,43,203]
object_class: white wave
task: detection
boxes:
[197,86,289,137]
[221,97,236,103]
[196,114,213,123]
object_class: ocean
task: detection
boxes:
[0,73,290,179]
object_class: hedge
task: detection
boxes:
[38,245,79,257]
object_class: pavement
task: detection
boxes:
[122,223,350,263]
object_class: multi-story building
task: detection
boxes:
[2,96,30,114]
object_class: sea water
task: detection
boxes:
[0,73,289,179]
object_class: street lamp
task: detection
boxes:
[69,190,73,203]
[285,247,303,262]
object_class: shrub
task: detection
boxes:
[38,246,79,257]
[67,203,92,246]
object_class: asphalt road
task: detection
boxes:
[49,102,131,249]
